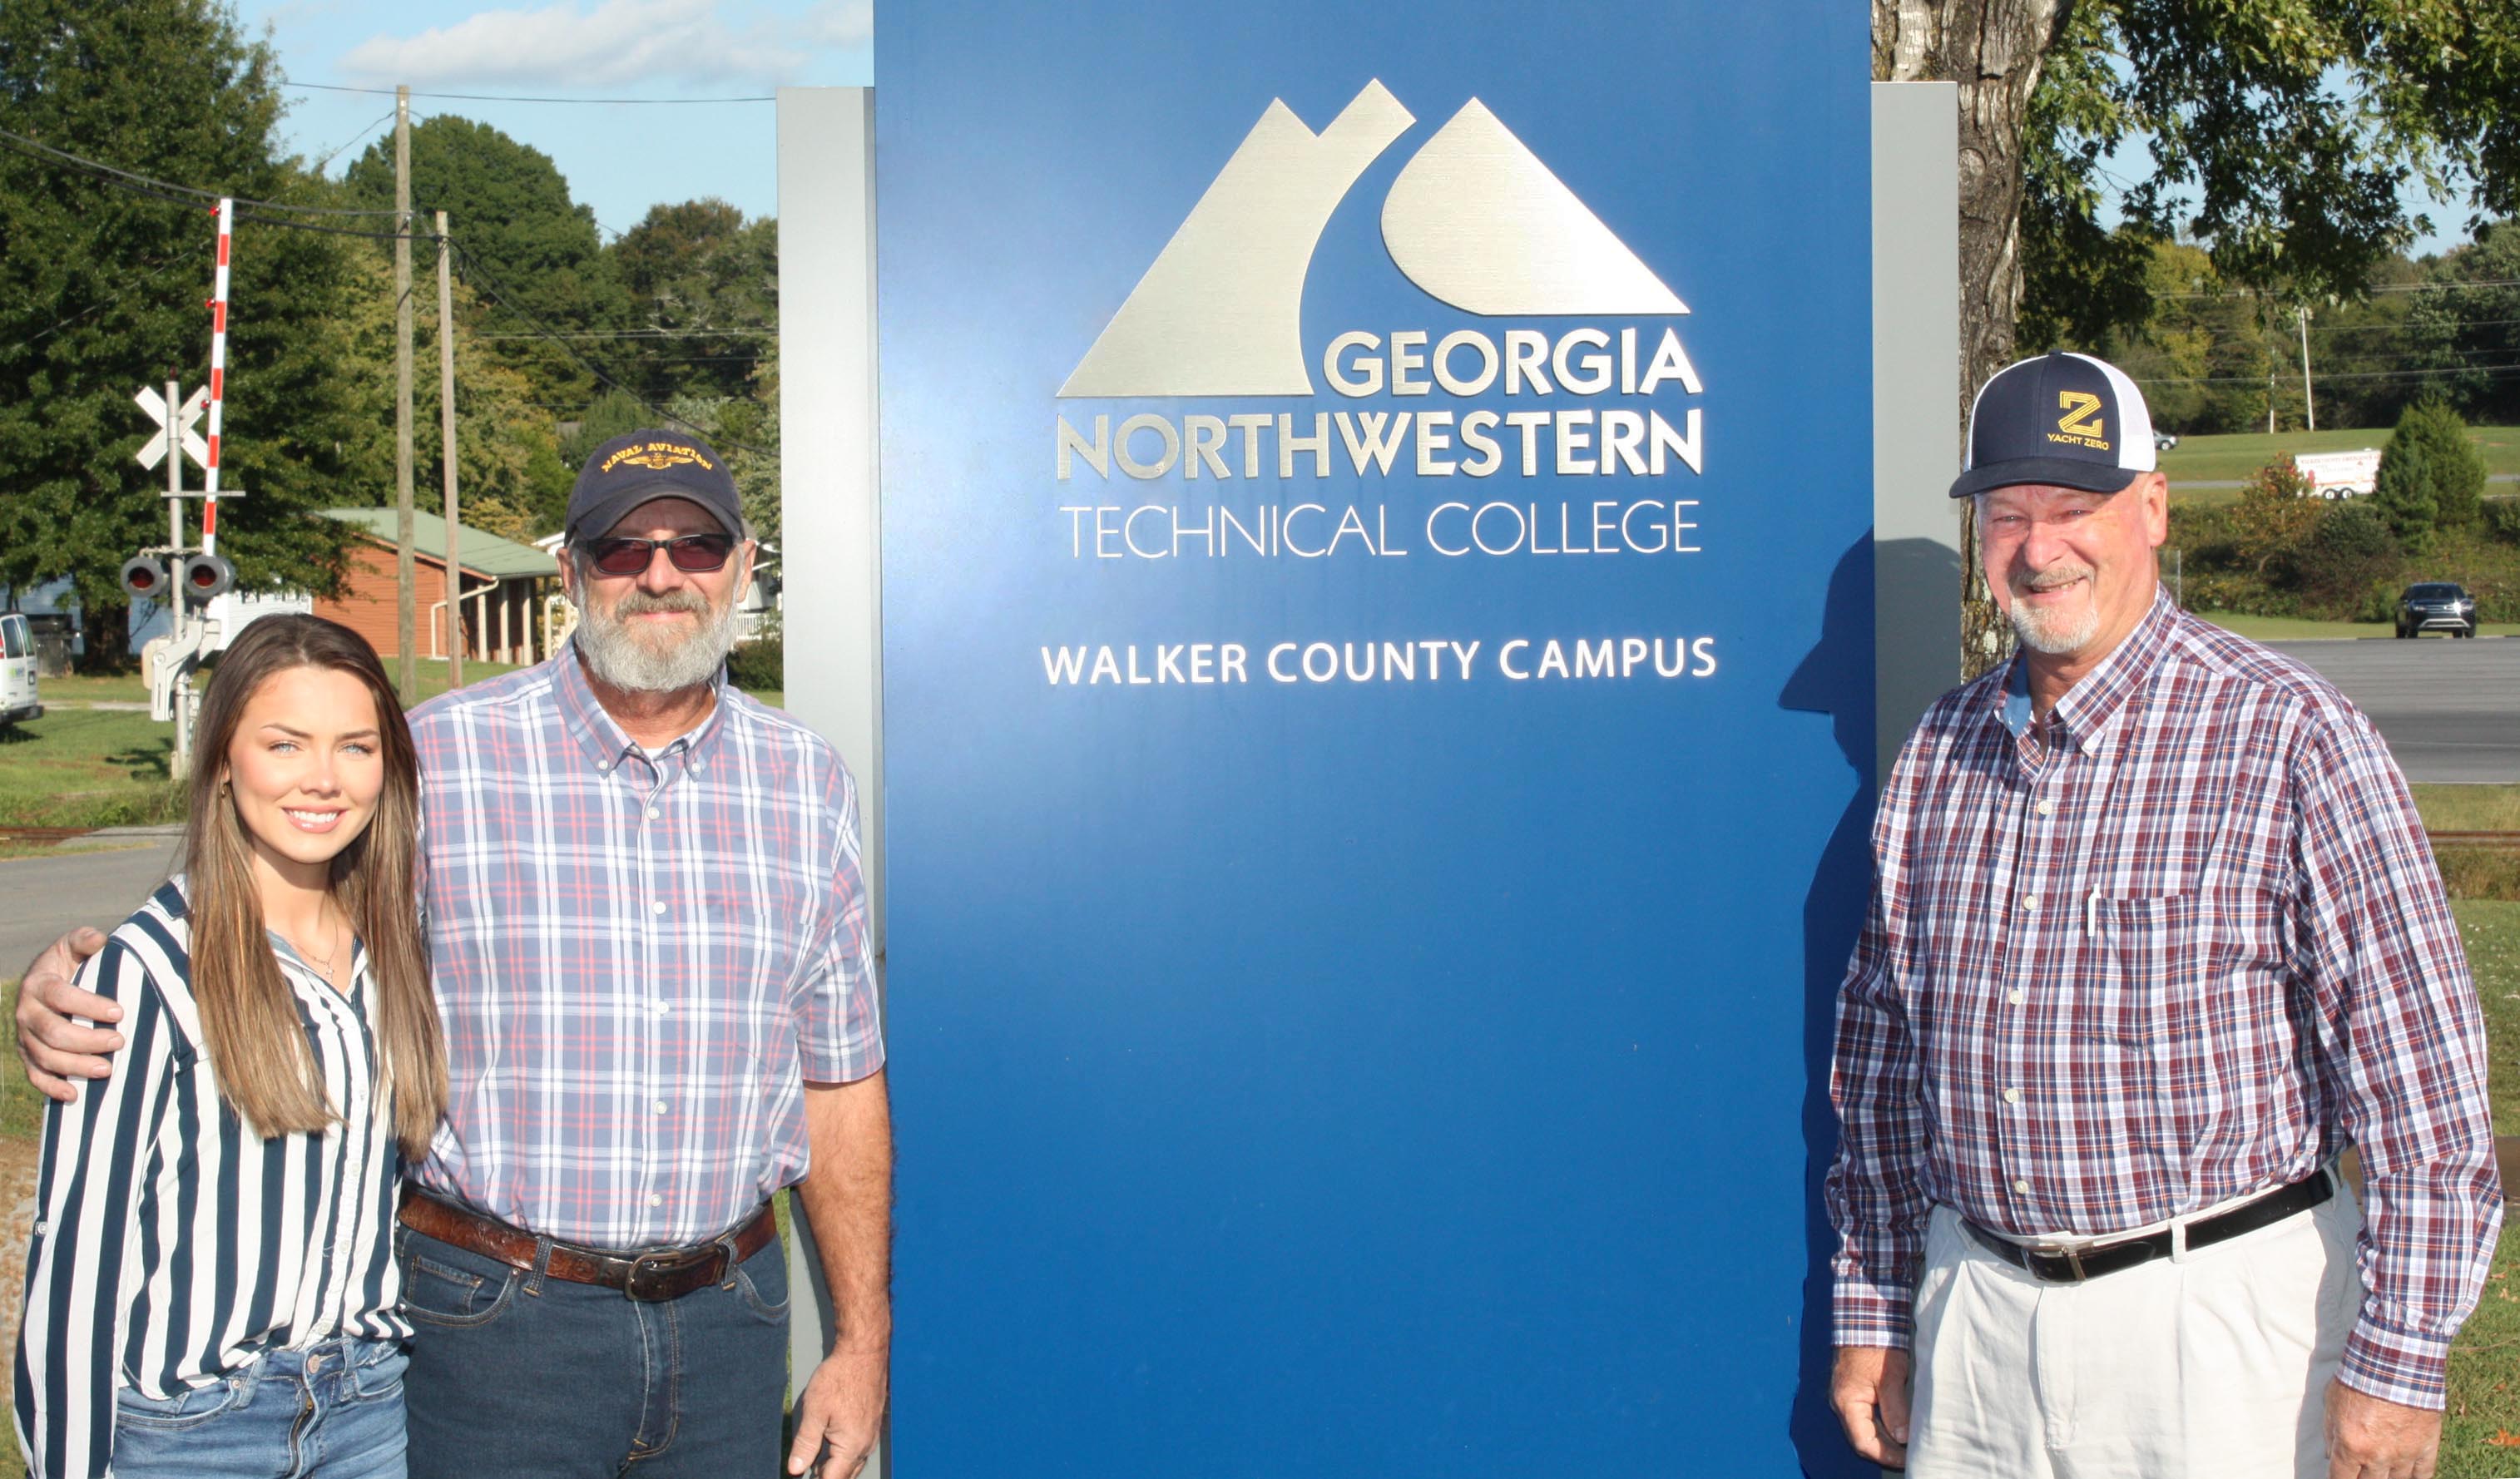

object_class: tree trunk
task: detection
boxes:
[1874,0,2074,677]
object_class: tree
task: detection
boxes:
[329,249,566,541]
[2404,220,2520,425]
[2378,399,2487,539]
[0,0,359,648]
[1875,0,2520,674]
[607,199,777,403]
[344,116,621,408]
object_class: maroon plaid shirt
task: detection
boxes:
[1826,591,2500,1408]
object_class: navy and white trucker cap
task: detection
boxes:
[1949,351,2157,499]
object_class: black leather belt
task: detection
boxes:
[1960,1172,2334,1284]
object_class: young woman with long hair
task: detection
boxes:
[14,615,445,1479]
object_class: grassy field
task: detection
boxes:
[2159,424,2520,486]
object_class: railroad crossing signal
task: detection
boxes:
[133,385,210,471]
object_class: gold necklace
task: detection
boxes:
[298,907,347,981]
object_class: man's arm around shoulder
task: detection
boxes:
[15,927,121,1101]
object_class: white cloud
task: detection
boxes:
[339,0,845,88]
[800,0,871,47]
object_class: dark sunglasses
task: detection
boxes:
[580,533,738,576]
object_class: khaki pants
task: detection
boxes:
[1909,1181,2362,1479]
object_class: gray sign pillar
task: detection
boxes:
[1870,81,1963,785]
[773,86,881,1458]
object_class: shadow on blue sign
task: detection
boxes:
[1781,536,1887,1479]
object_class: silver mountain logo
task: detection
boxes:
[1060,81,1687,398]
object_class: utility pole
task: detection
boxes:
[394,84,417,699]
[165,378,191,778]
[2297,305,2316,432]
[438,209,463,688]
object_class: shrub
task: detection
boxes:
[2484,497,2520,547]
[725,635,783,693]
[2295,501,2401,613]
[2373,439,2438,547]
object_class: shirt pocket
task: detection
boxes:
[2083,893,2208,1159]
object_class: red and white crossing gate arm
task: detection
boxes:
[203,197,233,555]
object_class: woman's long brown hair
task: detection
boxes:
[181,615,444,1157]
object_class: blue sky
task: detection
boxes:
[237,0,874,237]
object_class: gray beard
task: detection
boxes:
[2008,591,2102,655]
[571,588,740,695]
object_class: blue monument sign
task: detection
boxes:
[877,4,1874,1472]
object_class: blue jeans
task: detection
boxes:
[397,1222,790,1479]
[112,1336,409,1479]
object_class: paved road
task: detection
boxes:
[0,841,180,981]
[2266,636,2520,784]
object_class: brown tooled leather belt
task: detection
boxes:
[399,1187,777,1302]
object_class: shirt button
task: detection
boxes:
[2013,1179,2032,1195]
[2035,799,2055,816]
[649,1194,663,1208]
[653,1100,668,1115]
[652,901,667,915]
[2020,894,2038,912]
[647,807,661,819]
[597,761,611,772]
[2008,989,2025,1005]
[656,1001,671,1016]
[2003,1087,2022,1106]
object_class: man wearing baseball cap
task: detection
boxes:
[17,430,891,1479]
[1823,354,2498,1477]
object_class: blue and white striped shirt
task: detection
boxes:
[12,880,407,1479]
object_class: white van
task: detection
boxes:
[0,612,42,727]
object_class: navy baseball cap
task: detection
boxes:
[1949,352,2158,498]
[566,430,744,542]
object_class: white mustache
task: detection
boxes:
[2014,566,2093,595]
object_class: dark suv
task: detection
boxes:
[2394,582,2478,639]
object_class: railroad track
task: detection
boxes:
[2432,831,2520,852]
[0,826,91,845]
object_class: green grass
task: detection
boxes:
[2159,425,2520,486]
[2448,903,2520,1472]
[0,708,182,829]
[2193,611,2520,641]
[2423,788,2520,833]
[35,672,147,705]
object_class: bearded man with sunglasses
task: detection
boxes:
[17,431,889,1479]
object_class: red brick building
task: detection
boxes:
[317,509,557,664]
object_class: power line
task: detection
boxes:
[306,108,401,175]
[0,247,211,359]
[2152,278,2520,300]
[475,329,778,340]
[2139,362,2520,385]
[0,125,405,216]
[282,80,774,105]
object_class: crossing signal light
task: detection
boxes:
[120,556,167,602]
[181,554,235,605]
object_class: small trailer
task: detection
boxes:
[2290,448,2383,498]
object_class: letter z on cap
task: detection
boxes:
[1949,351,2157,499]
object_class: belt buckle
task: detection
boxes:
[2029,1244,2088,1283]
[625,1249,701,1302]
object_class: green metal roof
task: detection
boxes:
[323,508,557,581]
